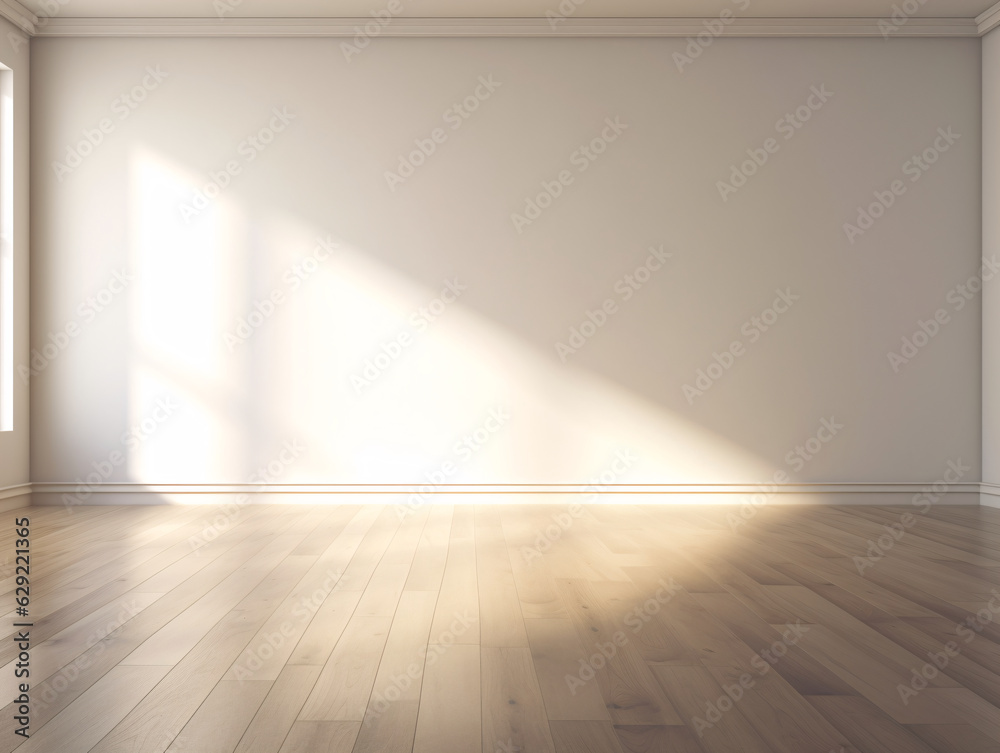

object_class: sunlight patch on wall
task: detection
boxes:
[128,147,772,494]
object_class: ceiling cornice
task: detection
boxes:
[0,0,36,36]
[24,15,984,38]
[977,0,1000,34]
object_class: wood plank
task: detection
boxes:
[693,591,856,695]
[612,725,705,753]
[11,504,1000,753]
[503,507,570,620]
[298,616,392,721]
[554,578,682,725]
[524,618,612,721]
[650,665,773,753]
[15,666,169,753]
[279,721,360,752]
[234,665,322,753]
[907,723,1000,753]
[475,507,529,648]
[90,550,317,753]
[429,505,479,645]
[404,504,453,591]
[549,720,625,753]
[481,646,555,753]
[704,664,857,753]
[166,679,270,752]
[353,591,437,753]
[412,644,481,753]
[807,695,942,753]
[792,625,963,724]
[285,589,362,667]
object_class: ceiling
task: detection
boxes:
[15,0,1000,20]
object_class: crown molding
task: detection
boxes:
[28,16,982,38]
[978,0,1000,34]
[0,0,36,36]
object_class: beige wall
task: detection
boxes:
[0,16,28,496]
[28,36,981,495]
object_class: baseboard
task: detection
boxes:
[0,484,32,511]
[26,481,986,507]
[981,483,1000,508]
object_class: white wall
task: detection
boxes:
[29,36,981,499]
[0,16,28,501]
[984,27,1000,505]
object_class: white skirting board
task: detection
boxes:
[22,481,987,507]
[0,495,30,511]
[981,484,1000,508]
[0,485,31,511]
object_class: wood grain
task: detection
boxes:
[1,503,997,753]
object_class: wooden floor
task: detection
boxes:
[1,503,1000,752]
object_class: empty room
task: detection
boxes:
[2,0,1000,751]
